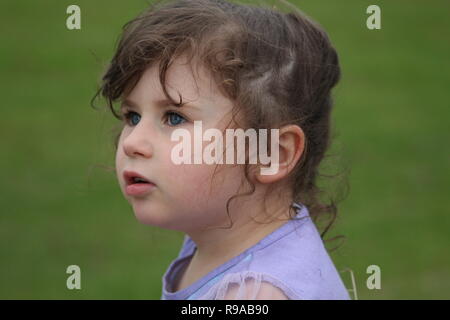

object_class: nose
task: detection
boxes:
[122,124,153,159]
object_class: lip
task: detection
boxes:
[123,170,156,196]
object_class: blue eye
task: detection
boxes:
[123,111,141,126]
[122,110,186,127]
[166,111,186,126]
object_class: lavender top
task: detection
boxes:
[161,202,350,300]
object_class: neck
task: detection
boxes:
[185,195,294,271]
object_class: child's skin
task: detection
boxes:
[116,55,305,287]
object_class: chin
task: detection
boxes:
[133,208,169,227]
[136,212,190,232]
[134,210,159,225]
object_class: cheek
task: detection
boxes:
[163,161,214,198]
[160,137,246,208]
[165,160,244,207]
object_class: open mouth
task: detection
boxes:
[123,171,156,196]
[123,171,154,186]
[130,176,150,184]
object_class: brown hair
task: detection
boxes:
[91,0,349,247]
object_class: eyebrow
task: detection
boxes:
[120,98,201,111]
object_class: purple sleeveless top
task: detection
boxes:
[161,202,350,300]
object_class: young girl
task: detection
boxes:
[94,0,350,299]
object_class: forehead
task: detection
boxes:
[126,55,229,111]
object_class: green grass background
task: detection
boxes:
[0,0,449,299]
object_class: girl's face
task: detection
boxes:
[115,57,245,232]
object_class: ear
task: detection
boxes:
[255,124,305,184]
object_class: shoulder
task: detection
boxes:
[197,271,296,300]
[223,279,290,300]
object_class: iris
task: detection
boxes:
[167,112,186,126]
[130,112,141,126]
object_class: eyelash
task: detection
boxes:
[122,110,187,127]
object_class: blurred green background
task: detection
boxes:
[1,0,449,299]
